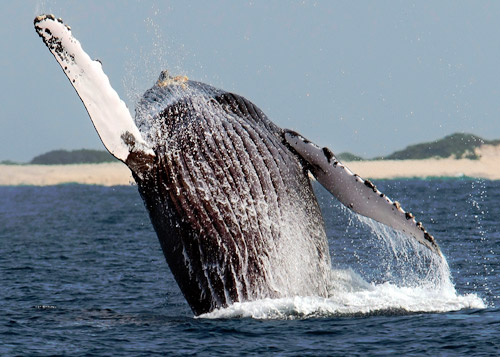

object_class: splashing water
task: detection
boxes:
[123,5,193,108]
[200,212,486,320]
[200,284,484,319]
[467,179,494,298]
[355,215,451,288]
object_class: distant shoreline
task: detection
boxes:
[346,157,500,180]
[346,144,500,180]
[0,163,133,186]
[1,154,499,186]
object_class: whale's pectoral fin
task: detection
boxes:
[284,130,442,257]
[34,15,155,174]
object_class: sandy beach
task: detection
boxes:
[346,157,500,180]
[345,144,500,181]
[1,145,499,186]
[0,162,134,186]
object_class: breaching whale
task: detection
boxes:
[34,15,442,315]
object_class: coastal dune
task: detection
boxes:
[1,147,499,186]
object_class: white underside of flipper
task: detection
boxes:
[284,130,442,257]
[34,15,154,165]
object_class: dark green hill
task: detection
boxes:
[30,149,117,165]
[337,152,364,161]
[0,160,20,165]
[382,133,500,160]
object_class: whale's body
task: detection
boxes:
[34,15,442,315]
[134,79,331,314]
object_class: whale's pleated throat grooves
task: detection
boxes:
[134,79,331,315]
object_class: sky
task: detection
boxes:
[2,1,500,162]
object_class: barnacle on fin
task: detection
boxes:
[424,231,436,244]
[322,147,335,163]
[364,179,377,192]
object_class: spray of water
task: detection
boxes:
[34,0,48,17]
[467,179,495,301]
[123,3,192,108]
[201,210,485,320]
[354,214,452,290]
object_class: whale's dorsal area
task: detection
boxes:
[34,14,442,315]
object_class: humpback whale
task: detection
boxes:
[34,15,442,315]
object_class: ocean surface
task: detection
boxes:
[1,178,498,356]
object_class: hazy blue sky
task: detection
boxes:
[2,1,500,162]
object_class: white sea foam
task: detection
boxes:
[200,269,485,320]
[200,214,486,320]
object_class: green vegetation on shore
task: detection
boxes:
[30,149,117,165]
[0,160,21,165]
[379,133,500,160]
[332,133,499,161]
[337,152,364,161]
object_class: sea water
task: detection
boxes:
[1,179,499,355]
